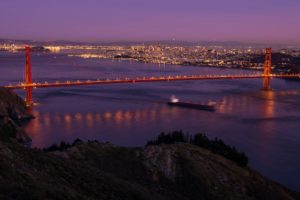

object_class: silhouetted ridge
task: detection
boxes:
[147,130,248,167]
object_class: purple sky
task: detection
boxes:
[0,0,299,44]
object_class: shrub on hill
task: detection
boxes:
[147,130,248,167]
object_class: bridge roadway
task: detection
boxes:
[4,73,300,90]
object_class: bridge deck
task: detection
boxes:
[4,73,300,90]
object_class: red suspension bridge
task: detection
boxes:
[3,47,300,105]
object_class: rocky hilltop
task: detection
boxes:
[0,87,33,142]
[0,87,299,200]
[0,141,299,200]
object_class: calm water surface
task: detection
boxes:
[0,52,300,191]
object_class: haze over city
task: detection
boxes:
[0,0,300,45]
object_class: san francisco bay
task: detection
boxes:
[1,51,300,191]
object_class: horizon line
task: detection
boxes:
[1,37,300,47]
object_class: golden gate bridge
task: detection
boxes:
[3,47,300,106]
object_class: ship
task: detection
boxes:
[167,96,216,112]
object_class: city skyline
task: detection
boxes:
[0,0,300,45]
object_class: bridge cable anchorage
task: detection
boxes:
[263,48,272,91]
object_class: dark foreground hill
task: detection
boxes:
[0,87,299,200]
[0,140,299,200]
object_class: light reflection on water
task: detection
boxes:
[26,105,173,146]
[25,91,279,148]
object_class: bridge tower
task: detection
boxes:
[25,46,33,105]
[263,48,272,91]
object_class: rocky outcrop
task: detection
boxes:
[60,142,299,200]
[0,87,33,143]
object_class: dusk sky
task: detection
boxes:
[0,0,299,44]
